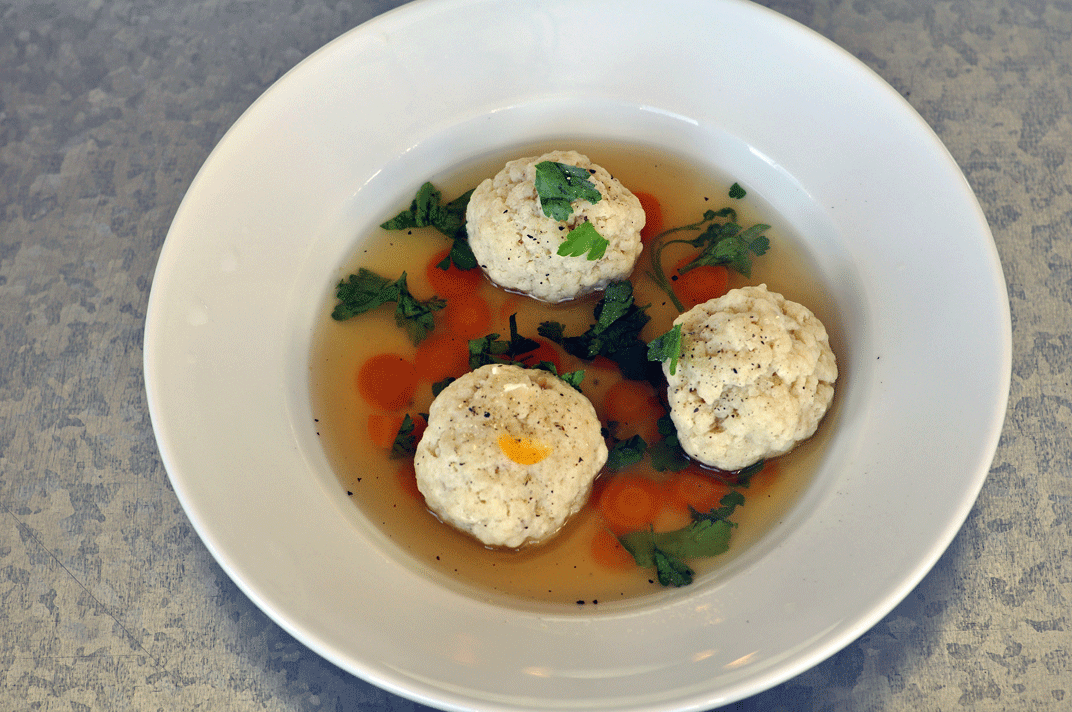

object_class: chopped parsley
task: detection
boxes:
[648,415,689,472]
[332,268,444,345]
[647,323,683,376]
[391,414,418,457]
[381,182,477,270]
[465,316,584,390]
[538,281,659,383]
[534,161,602,221]
[556,221,609,261]
[467,314,540,369]
[728,182,747,199]
[533,161,610,262]
[648,201,771,312]
[618,490,745,587]
[605,435,648,470]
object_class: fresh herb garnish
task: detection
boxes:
[464,317,584,390]
[618,490,745,587]
[431,377,455,397]
[391,414,418,457]
[648,414,689,472]
[728,182,747,199]
[332,268,444,345]
[606,435,648,470]
[647,323,683,375]
[531,361,586,391]
[534,161,602,221]
[556,221,609,261]
[538,281,658,383]
[381,182,477,270]
[648,204,771,313]
[468,314,540,369]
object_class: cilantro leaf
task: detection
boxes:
[382,183,477,271]
[534,161,603,221]
[606,435,647,470]
[647,323,683,375]
[556,221,609,261]
[391,414,418,457]
[332,269,444,345]
[728,182,747,199]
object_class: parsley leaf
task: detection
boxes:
[647,323,683,375]
[529,360,586,391]
[617,490,746,587]
[728,182,747,199]
[467,314,540,369]
[690,490,746,525]
[648,414,689,472]
[652,546,694,587]
[556,221,609,261]
[391,414,418,457]
[534,161,602,221]
[381,183,477,270]
[538,281,658,383]
[431,377,455,397]
[606,435,647,470]
[647,202,771,312]
[332,268,444,345]
[679,222,770,279]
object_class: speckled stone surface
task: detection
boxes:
[1,0,1069,710]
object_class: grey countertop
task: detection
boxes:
[2,0,1068,710]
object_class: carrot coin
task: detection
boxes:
[356,353,417,411]
[426,248,484,298]
[445,293,492,339]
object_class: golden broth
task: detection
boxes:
[310,142,837,605]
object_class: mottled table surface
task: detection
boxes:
[2,0,1069,710]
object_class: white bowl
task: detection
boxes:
[144,0,1011,709]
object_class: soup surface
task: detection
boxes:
[310,141,838,605]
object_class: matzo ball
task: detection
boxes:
[664,284,837,471]
[466,150,645,303]
[414,364,608,548]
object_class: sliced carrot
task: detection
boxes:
[426,248,485,298]
[367,413,405,449]
[666,464,731,514]
[356,353,418,411]
[673,255,729,308]
[601,379,665,442]
[598,475,662,535]
[415,332,470,382]
[634,191,664,243]
[590,528,636,570]
[445,293,492,339]
[515,337,563,373]
[396,460,422,501]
